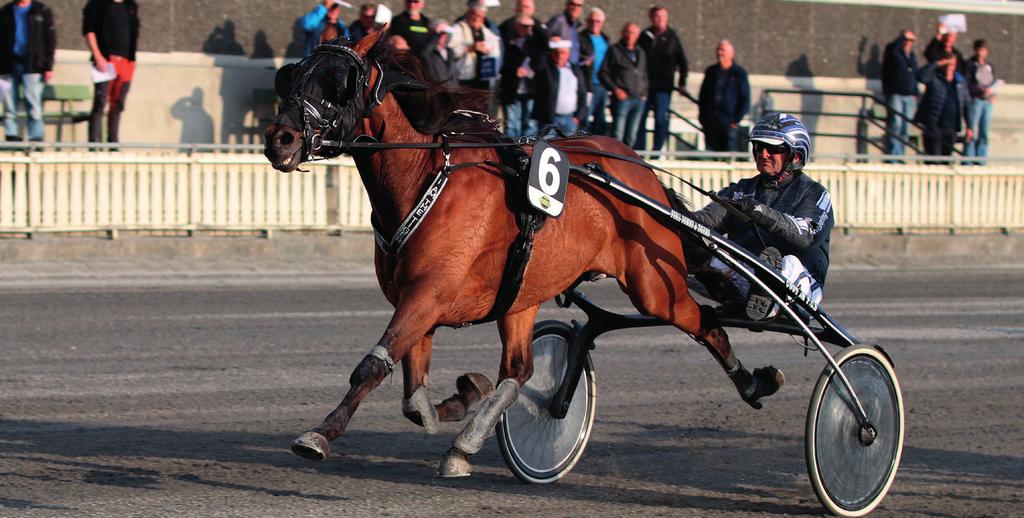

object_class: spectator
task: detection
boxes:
[635,6,688,155]
[546,0,584,64]
[880,29,919,157]
[349,3,382,42]
[498,0,545,44]
[499,15,541,138]
[454,0,499,36]
[924,28,965,75]
[599,22,647,148]
[965,39,997,159]
[422,19,456,86]
[697,39,749,152]
[301,1,351,56]
[1,0,56,142]
[83,0,139,145]
[914,51,972,159]
[578,7,610,135]
[390,0,432,57]
[449,0,501,91]
[531,39,586,134]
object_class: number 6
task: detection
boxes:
[539,147,562,196]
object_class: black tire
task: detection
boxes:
[806,345,905,517]
[496,320,596,484]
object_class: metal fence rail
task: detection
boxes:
[2,150,1022,235]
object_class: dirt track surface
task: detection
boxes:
[2,266,1022,516]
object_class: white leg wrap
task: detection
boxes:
[452,378,519,455]
[402,386,439,434]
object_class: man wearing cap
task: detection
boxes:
[391,0,432,57]
[531,38,586,134]
[599,22,646,148]
[499,14,542,137]
[881,29,919,157]
[546,0,583,65]
[449,0,501,91]
[301,0,351,55]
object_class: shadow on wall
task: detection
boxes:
[857,36,881,79]
[285,18,309,58]
[170,87,214,144]
[200,20,280,145]
[785,53,821,137]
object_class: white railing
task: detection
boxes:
[2,150,1022,235]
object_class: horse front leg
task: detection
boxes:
[290,290,442,461]
[436,305,539,477]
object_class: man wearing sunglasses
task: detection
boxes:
[691,113,834,325]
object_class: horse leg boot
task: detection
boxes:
[436,379,519,477]
[291,344,394,460]
[436,306,537,477]
[696,305,785,409]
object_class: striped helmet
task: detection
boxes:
[749,113,812,170]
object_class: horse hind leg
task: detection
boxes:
[694,305,785,409]
[436,305,538,478]
[400,334,495,432]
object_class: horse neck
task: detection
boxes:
[352,95,435,234]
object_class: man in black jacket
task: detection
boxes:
[634,6,687,155]
[599,22,646,147]
[1,0,57,142]
[531,39,587,134]
[914,51,973,159]
[881,30,919,156]
[697,39,748,152]
[83,0,139,144]
[499,14,542,137]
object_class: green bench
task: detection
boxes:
[10,83,91,141]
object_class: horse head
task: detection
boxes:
[263,30,426,172]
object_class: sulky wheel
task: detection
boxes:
[806,345,905,517]
[496,320,596,484]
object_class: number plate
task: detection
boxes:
[527,142,569,217]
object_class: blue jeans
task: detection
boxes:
[585,83,609,136]
[552,114,577,134]
[965,98,992,159]
[634,90,671,153]
[611,97,645,148]
[2,61,45,141]
[503,95,537,138]
[885,94,917,156]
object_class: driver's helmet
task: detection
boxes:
[749,113,812,171]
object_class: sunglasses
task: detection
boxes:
[753,142,788,155]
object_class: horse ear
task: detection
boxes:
[319,24,340,45]
[353,24,387,57]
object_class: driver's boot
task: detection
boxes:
[727,360,785,409]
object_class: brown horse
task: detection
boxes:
[264,31,782,477]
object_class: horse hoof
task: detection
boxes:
[291,431,331,461]
[435,448,472,478]
[457,373,495,406]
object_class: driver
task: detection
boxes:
[691,113,834,322]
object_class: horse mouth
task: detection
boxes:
[268,147,302,173]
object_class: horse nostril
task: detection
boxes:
[277,132,295,146]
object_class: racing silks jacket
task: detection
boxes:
[692,171,834,285]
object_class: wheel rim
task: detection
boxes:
[814,354,902,512]
[501,332,592,479]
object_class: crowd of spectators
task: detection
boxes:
[0,0,1004,161]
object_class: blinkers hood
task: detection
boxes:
[272,40,428,160]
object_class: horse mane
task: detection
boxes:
[365,39,500,139]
